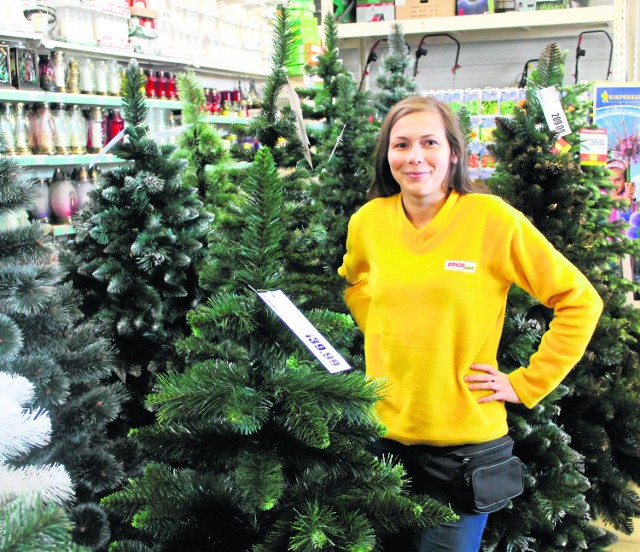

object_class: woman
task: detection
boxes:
[338,96,603,551]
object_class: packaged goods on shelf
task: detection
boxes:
[422,86,526,180]
[457,0,495,15]
[356,2,395,22]
[394,0,455,19]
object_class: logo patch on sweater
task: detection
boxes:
[444,260,476,273]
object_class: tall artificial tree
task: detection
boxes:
[374,23,419,118]
[102,147,455,551]
[64,59,211,430]
[483,42,640,550]
[0,143,125,549]
[234,6,334,311]
[295,11,379,279]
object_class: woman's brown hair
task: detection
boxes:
[368,95,485,200]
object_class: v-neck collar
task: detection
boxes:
[396,190,460,247]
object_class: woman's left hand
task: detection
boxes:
[464,364,522,404]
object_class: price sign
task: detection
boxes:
[257,290,351,374]
[536,86,572,137]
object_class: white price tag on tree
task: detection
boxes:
[257,290,351,374]
[536,86,572,137]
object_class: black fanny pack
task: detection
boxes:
[413,435,524,514]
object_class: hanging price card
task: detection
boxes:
[257,290,351,374]
[536,86,572,137]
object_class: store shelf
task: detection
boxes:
[337,5,615,43]
[0,29,269,79]
[204,115,253,125]
[13,153,124,166]
[0,89,185,109]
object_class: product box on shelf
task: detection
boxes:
[9,47,40,90]
[0,44,12,89]
[356,2,395,22]
[457,0,495,15]
[394,0,455,19]
[514,0,536,9]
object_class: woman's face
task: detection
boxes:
[387,109,456,203]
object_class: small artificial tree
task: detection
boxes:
[0,142,125,549]
[373,23,419,118]
[483,42,640,550]
[64,59,211,428]
[174,71,239,225]
[102,147,455,551]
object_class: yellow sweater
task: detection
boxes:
[338,191,603,446]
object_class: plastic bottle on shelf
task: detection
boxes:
[52,103,71,155]
[0,104,16,155]
[107,108,125,144]
[74,166,94,210]
[49,168,78,224]
[108,60,122,96]
[67,58,80,94]
[154,71,166,99]
[145,69,156,98]
[68,105,87,154]
[35,102,55,155]
[79,58,95,94]
[30,177,51,222]
[87,106,105,153]
[38,54,56,92]
[94,60,109,95]
[51,50,67,93]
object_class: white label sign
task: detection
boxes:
[536,86,572,137]
[257,290,351,373]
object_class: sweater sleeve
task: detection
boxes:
[338,213,371,333]
[505,212,603,408]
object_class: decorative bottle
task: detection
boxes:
[49,168,78,223]
[107,108,125,143]
[0,103,16,155]
[78,58,95,94]
[52,103,70,155]
[34,102,55,154]
[74,166,94,210]
[87,106,105,153]
[145,69,156,98]
[38,54,56,92]
[94,60,109,95]
[30,178,51,222]
[107,60,121,96]
[154,71,166,99]
[68,105,87,154]
[13,103,30,155]
[51,50,67,93]
[67,57,80,94]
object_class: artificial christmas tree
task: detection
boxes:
[0,141,125,549]
[0,372,86,551]
[174,71,239,225]
[296,12,378,278]
[64,59,211,429]
[102,147,454,551]
[483,42,640,550]
[373,23,418,119]
[232,6,334,311]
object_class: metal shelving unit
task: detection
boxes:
[326,3,629,83]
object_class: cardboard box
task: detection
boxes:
[356,2,395,22]
[457,0,494,15]
[395,0,455,19]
